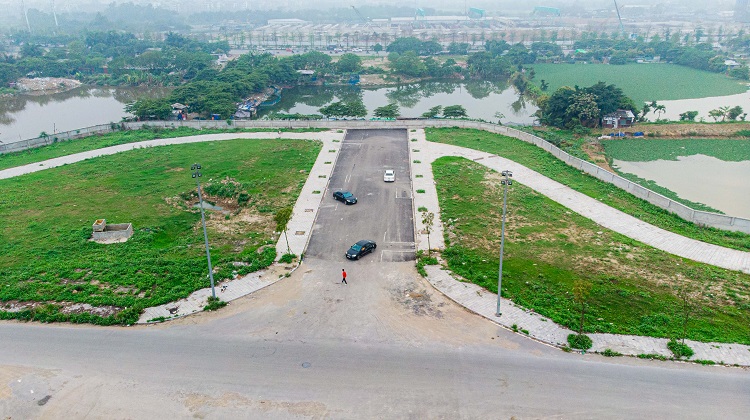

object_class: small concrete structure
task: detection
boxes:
[91,219,133,243]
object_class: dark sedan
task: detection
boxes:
[333,191,357,205]
[346,240,377,260]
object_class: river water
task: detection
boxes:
[0,87,170,144]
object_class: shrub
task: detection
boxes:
[416,189,426,193]
[279,253,297,264]
[204,296,227,311]
[418,206,428,212]
[602,348,623,357]
[567,333,593,350]
[667,339,694,359]
[637,353,668,361]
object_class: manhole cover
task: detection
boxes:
[302,362,311,368]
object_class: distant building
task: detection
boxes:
[602,110,636,129]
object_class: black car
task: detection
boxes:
[346,240,377,260]
[333,191,357,205]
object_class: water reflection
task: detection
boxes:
[261,81,538,124]
[0,87,171,143]
[613,154,750,219]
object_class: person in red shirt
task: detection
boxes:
[341,269,347,285]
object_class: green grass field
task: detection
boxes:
[425,127,750,251]
[434,156,750,344]
[602,138,750,162]
[0,126,325,172]
[0,138,320,324]
[532,63,748,105]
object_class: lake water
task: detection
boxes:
[0,87,169,144]
[613,155,750,219]
[650,90,750,122]
[257,81,539,124]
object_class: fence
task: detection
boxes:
[3,119,749,234]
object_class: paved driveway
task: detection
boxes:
[307,129,415,263]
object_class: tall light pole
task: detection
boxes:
[496,170,512,317]
[191,163,216,298]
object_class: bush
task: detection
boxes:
[602,348,623,357]
[667,339,694,359]
[567,333,593,350]
[637,353,668,361]
[203,296,227,311]
[279,253,297,264]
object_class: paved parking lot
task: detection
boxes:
[306,129,415,262]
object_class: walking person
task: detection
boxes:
[341,268,347,285]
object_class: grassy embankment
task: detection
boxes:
[601,138,750,213]
[0,138,320,324]
[433,156,750,344]
[0,126,327,172]
[532,63,748,105]
[425,127,750,251]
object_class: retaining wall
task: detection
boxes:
[3,119,749,234]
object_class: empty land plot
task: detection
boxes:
[433,156,750,344]
[0,139,320,325]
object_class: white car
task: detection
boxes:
[383,170,395,182]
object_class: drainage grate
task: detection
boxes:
[305,209,314,212]
[295,231,305,235]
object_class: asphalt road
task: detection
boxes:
[307,129,415,263]
[1,129,750,418]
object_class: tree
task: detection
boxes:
[421,211,435,256]
[566,93,600,127]
[389,51,427,77]
[336,53,362,73]
[421,105,442,118]
[447,42,469,55]
[654,104,666,120]
[274,206,293,255]
[374,103,400,119]
[679,111,699,121]
[125,98,172,120]
[708,108,725,122]
[443,105,467,118]
[727,106,744,121]
[373,43,383,55]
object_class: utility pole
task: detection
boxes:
[191,163,216,299]
[496,170,513,317]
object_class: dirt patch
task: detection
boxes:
[0,300,121,317]
[390,286,445,318]
[16,77,82,94]
[597,122,750,138]
[582,141,615,172]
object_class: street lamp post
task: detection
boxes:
[191,163,216,299]
[496,170,512,317]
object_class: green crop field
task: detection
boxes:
[532,63,748,105]
[434,156,750,344]
[602,138,750,162]
[425,127,750,251]
[0,138,320,325]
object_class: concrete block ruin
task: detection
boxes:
[91,219,133,243]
